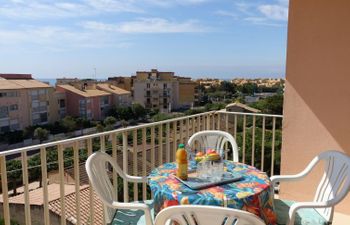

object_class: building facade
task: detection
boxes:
[56,81,131,121]
[132,69,197,112]
[0,74,58,133]
[56,84,111,121]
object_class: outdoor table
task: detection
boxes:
[148,160,277,225]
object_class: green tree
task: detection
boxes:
[250,94,284,115]
[6,160,22,195]
[121,120,129,128]
[116,107,133,121]
[239,83,257,95]
[220,81,236,94]
[33,127,49,143]
[131,103,146,119]
[61,116,77,132]
[104,116,117,131]
[96,123,104,132]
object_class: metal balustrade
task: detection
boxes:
[0,111,283,225]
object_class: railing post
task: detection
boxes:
[242,115,246,163]
[133,130,138,201]
[271,117,276,176]
[151,126,155,168]
[217,112,221,130]
[0,156,10,225]
[122,132,129,202]
[261,117,266,172]
[158,125,163,164]
[21,151,31,225]
[87,138,95,224]
[186,118,190,144]
[111,134,118,202]
[40,147,50,225]
[58,145,67,225]
[251,115,256,166]
[142,128,147,200]
[73,142,81,225]
[173,121,177,161]
[166,123,170,163]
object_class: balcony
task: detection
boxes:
[0,111,348,225]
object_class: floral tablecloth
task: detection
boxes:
[148,161,276,225]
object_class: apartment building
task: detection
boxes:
[0,74,59,133]
[132,69,197,112]
[56,83,111,121]
[96,83,131,107]
[57,81,131,120]
[107,76,133,92]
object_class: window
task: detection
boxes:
[100,96,109,106]
[59,99,65,108]
[0,119,10,132]
[0,91,18,98]
[32,100,39,108]
[39,89,45,95]
[10,119,19,130]
[163,83,167,89]
[40,112,48,123]
[9,104,18,111]
[146,83,150,88]
[0,106,9,119]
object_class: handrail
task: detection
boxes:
[218,110,283,118]
[0,111,216,157]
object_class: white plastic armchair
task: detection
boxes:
[85,151,153,225]
[154,205,266,225]
[271,150,350,225]
[187,130,239,162]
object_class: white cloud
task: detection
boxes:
[214,10,238,19]
[258,4,288,21]
[85,0,142,13]
[82,18,207,33]
[0,25,131,50]
[144,0,210,7]
[0,0,142,19]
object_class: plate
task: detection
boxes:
[174,171,242,190]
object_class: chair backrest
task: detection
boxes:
[187,130,239,162]
[310,151,350,222]
[154,205,266,225]
[85,151,128,224]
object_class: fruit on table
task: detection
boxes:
[206,149,216,154]
[194,150,221,162]
[205,152,221,161]
[196,152,205,157]
[195,156,204,162]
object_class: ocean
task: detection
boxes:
[39,79,56,86]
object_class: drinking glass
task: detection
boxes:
[210,161,224,182]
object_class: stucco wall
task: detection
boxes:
[282,0,350,213]
[0,203,67,225]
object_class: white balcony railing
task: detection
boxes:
[0,111,283,225]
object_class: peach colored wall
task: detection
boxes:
[282,0,350,213]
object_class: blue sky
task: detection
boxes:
[0,0,288,79]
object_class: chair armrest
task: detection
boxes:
[287,202,328,225]
[270,174,306,187]
[271,156,320,188]
[125,174,148,183]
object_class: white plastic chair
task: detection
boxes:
[187,130,239,162]
[271,150,350,225]
[86,151,153,225]
[154,205,266,225]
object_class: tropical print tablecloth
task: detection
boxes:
[148,161,277,225]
